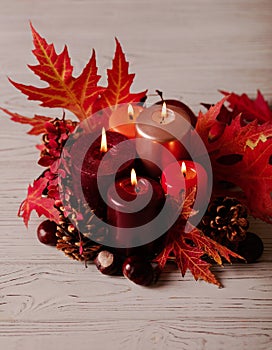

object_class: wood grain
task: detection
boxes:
[0,1,271,349]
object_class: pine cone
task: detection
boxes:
[55,209,105,262]
[199,197,249,249]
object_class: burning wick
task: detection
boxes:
[100,127,108,153]
[181,161,187,178]
[128,104,134,121]
[131,168,140,193]
[160,102,167,123]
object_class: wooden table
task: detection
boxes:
[0,1,271,349]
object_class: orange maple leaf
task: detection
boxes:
[9,22,102,121]
[93,38,147,113]
[8,24,147,122]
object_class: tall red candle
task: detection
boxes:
[107,169,165,255]
[71,129,136,219]
[161,160,208,205]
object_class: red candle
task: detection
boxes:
[161,160,208,206]
[135,102,193,177]
[107,169,165,255]
[155,99,197,127]
[109,103,143,138]
[71,129,136,219]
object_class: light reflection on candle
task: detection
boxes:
[100,127,108,153]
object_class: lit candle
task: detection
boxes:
[109,103,144,138]
[71,129,136,219]
[155,99,197,127]
[161,160,208,206]
[135,102,193,177]
[107,168,165,255]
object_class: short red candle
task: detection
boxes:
[161,160,208,205]
[109,103,143,139]
[71,130,136,219]
[107,170,165,254]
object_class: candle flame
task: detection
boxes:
[161,102,167,118]
[100,127,107,153]
[181,161,187,177]
[131,168,137,186]
[128,104,134,120]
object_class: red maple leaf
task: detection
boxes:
[93,38,147,113]
[9,23,102,121]
[154,192,242,286]
[0,107,52,135]
[221,90,272,124]
[154,221,241,287]
[18,177,60,227]
[196,97,272,223]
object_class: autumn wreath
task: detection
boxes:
[1,23,270,287]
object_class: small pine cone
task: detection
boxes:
[56,227,101,262]
[55,212,102,262]
[199,197,249,249]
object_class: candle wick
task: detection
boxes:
[183,172,186,178]
[129,114,133,121]
[135,186,140,193]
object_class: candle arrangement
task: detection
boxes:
[2,23,270,288]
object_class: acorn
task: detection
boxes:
[122,256,154,286]
[94,250,122,275]
[237,232,264,263]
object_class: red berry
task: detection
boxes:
[37,220,58,246]
[122,256,154,286]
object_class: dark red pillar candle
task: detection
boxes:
[107,171,165,255]
[71,130,136,219]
